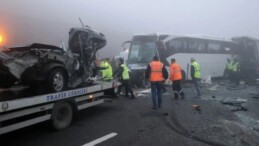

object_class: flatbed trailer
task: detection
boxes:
[0,80,119,135]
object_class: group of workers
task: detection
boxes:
[97,57,135,99]
[225,58,240,85]
[97,56,202,110]
[146,56,201,109]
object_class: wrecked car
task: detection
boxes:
[0,26,106,92]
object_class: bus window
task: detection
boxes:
[188,39,206,53]
[208,41,221,53]
[169,39,182,52]
[128,41,156,64]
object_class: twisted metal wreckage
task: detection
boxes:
[0,24,106,92]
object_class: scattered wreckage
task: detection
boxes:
[0,25,106,92]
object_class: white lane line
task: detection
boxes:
[82,133,117,146]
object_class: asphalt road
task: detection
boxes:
[1,83,259,146]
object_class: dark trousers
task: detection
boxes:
[193,78,201,96]
[150,81,162,108]
[172,80,184,98]
[227,70,233,82]
[117,80,135,97]
[233,71,240,85]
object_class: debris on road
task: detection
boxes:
[208,85,219,91]
[192,105,201,113]
[136,89,151,97]
[164,113,169,116]
[220,100,248,112]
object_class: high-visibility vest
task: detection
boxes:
[121,64,130,80]
[100,61,105,77]
[170,63,182,81]
[232,62,240,72]
[226,61,233,70]
[103,61,113,80]
[149,61,163,81]
[192,61,201,78]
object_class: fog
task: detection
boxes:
[0,0,259,57]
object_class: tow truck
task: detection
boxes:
[0,80,119,135]
[0,21,120,135]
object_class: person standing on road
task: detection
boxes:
[190,58,201,97]
[225,58,233,81]
[170,58,184,99]
[146,56,168,109]
[114,58,135,99]
[232,58,240,85]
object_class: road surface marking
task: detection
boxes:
[82,133,117,146]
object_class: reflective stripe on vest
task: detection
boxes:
[100,61,105,77]
[192,61,201,78]
[149,61,163,81]
[232,62,240,72]
[121,64,130,80]
[170,63,182,81]
[103,61,113,80]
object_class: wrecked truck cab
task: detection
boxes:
[0,27,106,92]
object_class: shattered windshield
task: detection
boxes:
[128,41,156,64]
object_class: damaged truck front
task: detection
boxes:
[0,26,106,92]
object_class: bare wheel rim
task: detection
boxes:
[53,72,64,91]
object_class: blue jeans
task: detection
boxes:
[150,81,162,108]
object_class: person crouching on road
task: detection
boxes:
[145,56,168,110]
[114,58,135,99]
[170,58,184,99]
[190,58,201,97]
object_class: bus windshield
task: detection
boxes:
[128,41,156,64]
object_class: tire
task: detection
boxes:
[51,102,73,130]
[46,68,66,92]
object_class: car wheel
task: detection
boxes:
[51,101,73,130]
[47,68,66,92]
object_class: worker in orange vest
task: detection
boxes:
[145,56,168,110]
[170,58,184,99]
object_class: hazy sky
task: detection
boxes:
[0,0,259,57]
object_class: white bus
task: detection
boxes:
[126,33,234,87]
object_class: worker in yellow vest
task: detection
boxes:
[232,58,240,85]
[145,56,168,110]
[99,59,106,78]
[190,58,201,97]
[225,58,233,81]
[102,58,113,81]
[114,58,135,98]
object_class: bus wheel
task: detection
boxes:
[51,101,73,130]
[181,70,186,83]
